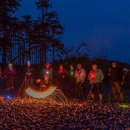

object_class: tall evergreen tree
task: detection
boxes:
[35,0,64,63]
[0,0,20,65]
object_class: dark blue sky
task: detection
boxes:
[15,0,130,63]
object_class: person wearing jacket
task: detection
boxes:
[56,64,68,93]
[68,64,75,97]
[109,62,124,102]
[24,61,35,88]
[74,63,86,101]
[88,64,104,104]
[4,63,16,90]
[42,63,52,82]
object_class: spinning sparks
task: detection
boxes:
[25,86,57,98]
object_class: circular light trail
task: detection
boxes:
[25,86,57,99]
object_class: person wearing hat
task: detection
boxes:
[88,64,104,104]
[4,63,16,90]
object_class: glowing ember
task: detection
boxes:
[0,96,4,101]
[25,86,57,98]
[1,99,130,129]
[77,103,84,107]
[119,104,130,109]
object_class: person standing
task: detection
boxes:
[57,64,67,93]
[42,63,52,82]
[36,63,53,90]
[109,62,124,102]
[74,63,86,101]
[4,63,16,90]
[68,64,75,97]
[88,64,104,104]
[69,65,75,76]
[24,61,34,88]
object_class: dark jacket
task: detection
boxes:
[4,68,16,80]
[25,66,34,78]
[110,67,123,82]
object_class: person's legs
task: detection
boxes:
[74,83,78,99]
[111,82,117,101]
[96,83,103,104]
[80,82,86,101]
[10,78,14,89]
[6,79,12,90]
[115,82,124,102]
[77,82,82,100]
[88,84,95,101]
[71,79,75,98]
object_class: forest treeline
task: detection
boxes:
[0,0,64,66]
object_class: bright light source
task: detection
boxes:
[46,71,49,74]
[119,104,129,109]
[5,95,13,100]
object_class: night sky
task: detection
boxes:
[15,0,130,63]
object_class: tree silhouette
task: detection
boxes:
[65,42,89,60]
[35,0,64,63]
[0,0,64,65]
[0,0,20,65]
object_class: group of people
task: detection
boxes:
[0,61,125,104]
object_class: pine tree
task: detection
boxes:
[35,0,64,63]
[0,0,20,65]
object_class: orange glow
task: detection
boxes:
[0,96,4,101]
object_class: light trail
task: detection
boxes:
[25,86,57,99]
